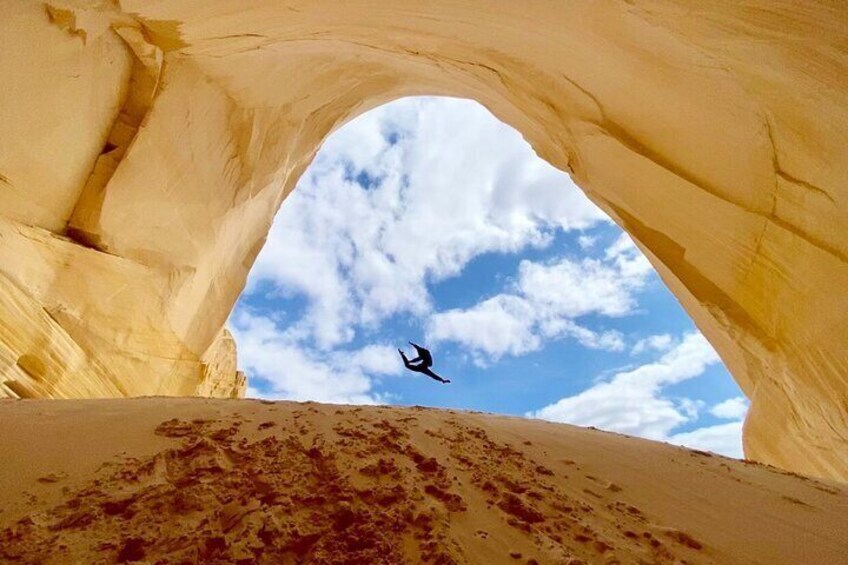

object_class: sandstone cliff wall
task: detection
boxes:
[0,0,845,480]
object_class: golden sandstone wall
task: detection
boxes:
[0,0,846,480]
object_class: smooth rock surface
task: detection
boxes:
[0,1,846,480]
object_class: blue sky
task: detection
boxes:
[230,97,749,458]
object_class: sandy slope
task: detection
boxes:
[0,399,845,564]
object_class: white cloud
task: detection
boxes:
[577,235,596,250]
[605,233,654,281]
[426,295,540,362]
[710,396,749,420]
[246,96,608,349]
[230,309,402,405]
[605,232,636,259]
[426,234,651,362]
[527,332,728,444]
[670,421,745,459]
[518,256,643,318]
[631,333,674,355]
[528,332,747,458]
[542,320,626,352]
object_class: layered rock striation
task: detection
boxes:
[0,0,846,480]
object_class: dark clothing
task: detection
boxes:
[399,343,450,384]
[409,342,433,367]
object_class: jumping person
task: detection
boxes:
[398,342,450,384]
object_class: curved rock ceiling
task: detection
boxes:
[0,0,845,480]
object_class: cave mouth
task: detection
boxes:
[231,95,748,459]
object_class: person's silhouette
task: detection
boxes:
[399,342,450,384]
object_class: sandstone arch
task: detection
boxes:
[1,0,846,480]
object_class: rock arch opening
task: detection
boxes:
[0,1,845,480]
[233,95,750,459]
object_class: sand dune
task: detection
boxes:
[1,398,846,564]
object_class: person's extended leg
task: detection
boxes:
[421,367,450,384]
[399,348,423,362]
[399,349,413,369]
[400,349,426,372]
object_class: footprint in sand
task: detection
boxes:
[782,495,814,508]
[658,527,703,550]
[582,488,603,499]
[37,472,67,484]
[815,485,840,495]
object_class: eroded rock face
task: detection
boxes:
[0,0,846,480]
